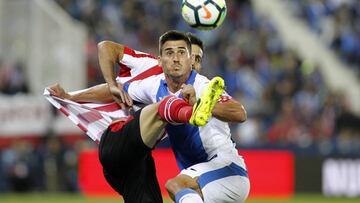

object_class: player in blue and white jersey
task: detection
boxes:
[124,30,250,203]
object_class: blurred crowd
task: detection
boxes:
[0,60,28,95]
[0,134,88,193]
[287,0,360,78]
[0,0,359,193]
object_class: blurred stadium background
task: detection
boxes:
[0,0,360,202]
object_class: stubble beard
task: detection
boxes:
[167,74,183,84]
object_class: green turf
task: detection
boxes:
[0,193,359,203]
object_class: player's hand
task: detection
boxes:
[109,83,133,109]
[181,84,197,105]
[47,84,71,99]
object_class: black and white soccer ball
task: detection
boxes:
[181,0,227,30]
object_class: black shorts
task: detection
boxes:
[99,109,163,203]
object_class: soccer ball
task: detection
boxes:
[181,0,227,30]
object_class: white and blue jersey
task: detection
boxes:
[121,48,250,202]
[124,70,238,169]
[125,70,250,203]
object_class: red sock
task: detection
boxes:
[158,96,193,124]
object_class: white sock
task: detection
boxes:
[175,188,204,203]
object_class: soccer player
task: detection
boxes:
[45,32,205,145]
[186,32,204,73]
[123,30,250,203]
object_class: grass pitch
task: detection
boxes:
[0,193,359,203]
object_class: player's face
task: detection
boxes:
[160,40,192,80]
[191,44,203,73]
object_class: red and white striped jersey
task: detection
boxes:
[44,46,163,143]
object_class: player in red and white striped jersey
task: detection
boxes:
[45,33,205,143]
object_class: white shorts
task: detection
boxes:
[180,154,250,203]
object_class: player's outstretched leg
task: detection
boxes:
[189,76,225,126]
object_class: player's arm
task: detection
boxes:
[97,41,124,88]
[97,41,132,107]
[212,96,247,123]
[197,77,246,123]
[47,83,113,103]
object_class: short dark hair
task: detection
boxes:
[186,32,204,51]
[159,30,191,55]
